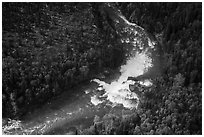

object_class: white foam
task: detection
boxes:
[84,90,90,94]
[97,87,103,91]
[91,50,152,109]
[138,79,153,87]
[90,95,104,106]
[148,37,155,49]
[91,15,154,109]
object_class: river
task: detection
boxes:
[2,5,162,135]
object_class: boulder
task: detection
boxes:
[127,76,139,81]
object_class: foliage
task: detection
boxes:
[80,2,202,135]
[2,3,124,118]
[81,112,141,135]
[81,75,201,135]
[137,75,202,135]
[2,2,201,135]
[118,2,202,85]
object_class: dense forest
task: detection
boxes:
[2,2,202,135]
[2,2,125,118]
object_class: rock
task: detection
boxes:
[127,76,139,81]
[129,84,138,91]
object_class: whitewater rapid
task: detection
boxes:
[90,10,156,109]
[90,50,153,109]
